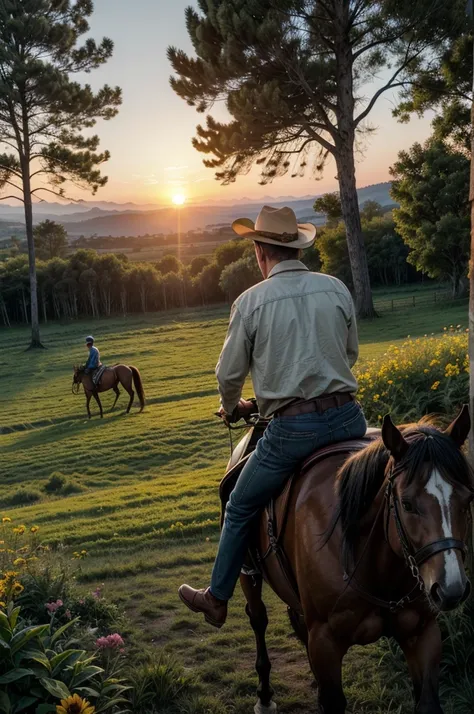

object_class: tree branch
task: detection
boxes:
[354,46,426,127]
[0,194,24,203]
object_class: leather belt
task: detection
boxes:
[275,392,354,417]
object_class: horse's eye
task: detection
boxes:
[402,500,414,513]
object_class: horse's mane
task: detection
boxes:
[337,420,474,567]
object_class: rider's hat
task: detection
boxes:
[232,205,316,249]
[85,335,94,345]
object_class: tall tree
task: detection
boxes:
[168,0,467,317]
[0,1,121,347]
[34,220,68,261]
[390,141,470,297]
[314,192,342,228]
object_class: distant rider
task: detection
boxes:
[84,336,102,385]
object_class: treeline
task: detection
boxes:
[74,225,235,250]
[0,207,422,328]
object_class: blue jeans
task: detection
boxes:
[210,400,367,601]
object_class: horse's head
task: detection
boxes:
[72,365,84,392]
[382,406,474,612]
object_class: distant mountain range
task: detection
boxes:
[0,182,395,238]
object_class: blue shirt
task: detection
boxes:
[85,346,100,369]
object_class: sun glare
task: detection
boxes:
[172,193,186,206]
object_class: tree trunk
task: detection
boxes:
[334,14,375,319]
[22,169,43,346]
[469,69,474,464]
[335,148,375,318]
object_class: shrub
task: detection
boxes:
[356,327,468,425]
[0,603,130,714]
[3,488,41,507]
[44,472,67,493]
[125,656,195,714]
[43,473,83,496]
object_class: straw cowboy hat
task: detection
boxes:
[232,205,316,250]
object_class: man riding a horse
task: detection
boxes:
[179,205,367,626]
[84,336,103,387]
[178,206,474,714]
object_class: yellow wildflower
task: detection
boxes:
[13,558,26,567]
[30,526,39,533]
[12,582,24,595]
[56,694,95,714]
[431,381,440,391]
[13,526,25,536]
[387,380,393,385]
[2,517,11,524]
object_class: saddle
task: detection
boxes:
[92,365,108,385]
[220,428,380,614]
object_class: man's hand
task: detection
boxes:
[218,399,256,425]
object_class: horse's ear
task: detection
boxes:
[444,404,471,448]
[382,414,409,462]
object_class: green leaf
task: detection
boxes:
[12,696,38,713]
[35,706,56,714]
[9,608,21,630]
[50,618,79,646]
[39,678,70,700]
[23,650,51,671]
[75,687,100,698]
[11,626,48,656]
[0,691,10,714]
[0,668,33,684]
[70,665,103,687]
[0,611,10,632]
[51,649,83,677]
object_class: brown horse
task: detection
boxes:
[237,407,473,714]
[72,364,145,418]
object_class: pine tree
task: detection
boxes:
[0,1,121,347]
[169,0,468,317]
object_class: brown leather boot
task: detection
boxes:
[178,585,227,628]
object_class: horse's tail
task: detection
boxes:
[129,366,145,411]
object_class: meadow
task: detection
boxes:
[0,295,470,714]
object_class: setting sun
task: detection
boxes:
[172,193,186,206]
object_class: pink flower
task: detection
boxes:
[79,599,85,605]
[45,599,63,614]
[95,633,125,650]
[92,587,101,600]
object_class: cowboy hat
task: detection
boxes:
[232,205,316,250]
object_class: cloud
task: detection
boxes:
[165,165,188,172]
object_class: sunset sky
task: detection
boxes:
[80,0,434,206]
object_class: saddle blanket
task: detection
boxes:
[93,365,107,385]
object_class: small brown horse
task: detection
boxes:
[72,364,145,418]
[240,407,473,714]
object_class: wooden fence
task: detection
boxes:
[373,290,467,314]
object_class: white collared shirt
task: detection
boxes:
[215,260,359,417]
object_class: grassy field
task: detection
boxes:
[0,296,469,714]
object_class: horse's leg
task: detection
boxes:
[85,392,92,419]
[240,572,277,714]
[122,373,134,413]
[92,391,103,419]
[396,619,443,714]
[111,385,120,410]
[307,623,347,714]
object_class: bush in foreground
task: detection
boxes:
[356,327,468,425]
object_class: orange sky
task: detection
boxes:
[70,0,434,206]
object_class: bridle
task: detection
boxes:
[345,460,468,613]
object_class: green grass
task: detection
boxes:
[0,295,469,714]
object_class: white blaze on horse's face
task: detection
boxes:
[424,469,464,592]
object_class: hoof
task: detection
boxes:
[254,702,277,714]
